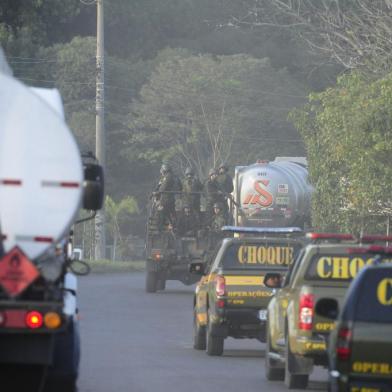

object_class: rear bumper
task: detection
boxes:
[332,375,392,392]
[146,260,199,284]
[214,308,267,339]
[0,319,79,377]
[293,335,328,365]
[0,333,54,365]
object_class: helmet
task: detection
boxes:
[185,167,194,176]
[160,163,171,174]
[183,203,191,210]
[213,202,222,209]
[209,168,217,177]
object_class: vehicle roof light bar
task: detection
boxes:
[360,235,392,243]
[347,246,392,256]
[221,226,303,234]
[306,233,354,241]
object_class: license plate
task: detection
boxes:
[258,310,268,320]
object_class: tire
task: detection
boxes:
[284,335,309,389]
[145,271,158,293]
[46,320,79,392]
[206,313,224,356]
[156,278,166,291]
[44,375,77,392]
[193,307,206,350]
[265,323,284,381]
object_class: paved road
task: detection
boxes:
[78,273,328,392]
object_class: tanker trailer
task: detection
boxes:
[233,158,312,228]
[0,73,103,391]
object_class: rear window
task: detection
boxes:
[221,241,301,270]
[304,254,390,282]
[355,269,392,323]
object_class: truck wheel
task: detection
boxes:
[45,319,80,392]
[157,278,166,291]
[206,315,224,356]
[193,308,206,350]
[265,323,284,381]
[284,336,309,389]
[145,271,158,293]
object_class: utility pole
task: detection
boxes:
[95,0,106,260]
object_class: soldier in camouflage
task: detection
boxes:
[209,202,227,232]
[204,168,224,216]
[176,204,199,237]
[154,164,181,229]
[182,167,203,213]
[216,164,233,214]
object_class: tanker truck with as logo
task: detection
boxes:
[233,158,312,229]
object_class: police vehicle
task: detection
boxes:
[316,241,392,392]
[264,233,392,389]
[190,226,304,356]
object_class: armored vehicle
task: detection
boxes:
[233,159,312,228]
[316,244,392,392]
[264,233,392,389]
[145,225,209,292]
[190,226,304,356]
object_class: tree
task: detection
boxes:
[105,196,139,260]
[292,71,392,233]
[225,0,392,74]
[130,50,306,179]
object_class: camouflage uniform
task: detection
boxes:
[207,202,227,250]
[176,205,199,237]
[204,169,225,216]
[209,203,227,232]
[182,168,203,213]
[155,164,180,229]
[216,164,233,214]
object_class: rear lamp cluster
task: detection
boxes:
[0,310,62,330]
[298,293,314,330]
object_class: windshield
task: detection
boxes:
[354,269,392,323]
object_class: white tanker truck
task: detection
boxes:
[233,158,312,229]
[0,72,104,391]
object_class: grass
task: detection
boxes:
[75,259,146,274]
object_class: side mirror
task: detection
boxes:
[263,272,283,289]
[189,262,205,275]
[315,298,339,320]
[83,163,104,211]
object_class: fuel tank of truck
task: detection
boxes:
[234,159,312,228]
[0,73,83,260]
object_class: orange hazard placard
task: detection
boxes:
[0,247,40,297]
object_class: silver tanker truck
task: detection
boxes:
[0,70,103,391]
[233,158,312,229]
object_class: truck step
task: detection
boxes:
[267,351,285,364]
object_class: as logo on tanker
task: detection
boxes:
[307,255,392,281]
[237,245,295,266]
[243,180,274,208]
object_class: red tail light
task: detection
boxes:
[336,327,352,361]
[26,311,43,329]
[299,293,314,330]
[215,275,226,297]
